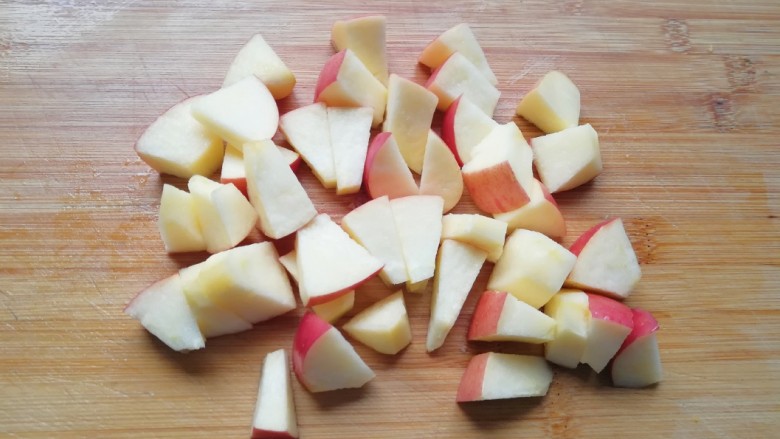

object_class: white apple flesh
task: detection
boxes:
[531,123,603,193]
[419,130,464,213]
[328,106,373,195]
[158,184,207,253]
[456,353,553,402]
[468,291,556,343]
[390,195,444,291]
[440,213,507,263]
[331,15,388,84]
[279,102,336,188]
[516,70,580,133]
[251,349,299,439]
[612,308,663,388]
[343,290,412,355]
[441,96,498,166]
[544,289,590,368]
[425,52,500,116]
[363,132,419,200]
[493,179,566,240]
[581,293,633,373]
[419,23,497,85]
[223,33,296,100]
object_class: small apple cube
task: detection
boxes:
[531,123,602,193]
[493,179,566,240]
[251,349,299,439]
[364,132,418,200]
[582,293,633,373]
[390,195,445,291]
[516,70,580,133]
[343,290,412,355]
[441,96,498,166]
[468,291,556,343]
[419,131,464,213]
[278,250,355,322]
[220,144,301,196]
[279,103,336,188]
[328,107,373,195]
[440,213,507,263]
[426,52,500,116]
[158,184,206,253]
[223,34,296,100]
[543,289,590,368]
[331,15,388,84]
[419,23,497,85]
[456,353,553,402]
[612,308,663,388]
[383,74,439,173]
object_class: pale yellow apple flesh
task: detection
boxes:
[251,349,299,439]
[328,106,373,195]
[544,289,590,368]
[419,131,464,213]
[419,23,497,85]
[279,102,336,188]
[223,34,296,100]
[158,184,207,253]
[390,195,444,291]
[383,74,439,173]
[516,70,580,133]
[426,52,499,116]
[531,123,602,193]
[440,213,507,263]
[343,290,412,355]
[331,15,388,84]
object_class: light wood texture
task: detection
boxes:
[1,1,778,437]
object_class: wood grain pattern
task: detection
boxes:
[1,1,778,437]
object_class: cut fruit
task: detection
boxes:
[124,274,205,352]
[364,132,419,200]
[331,15,388,84]
[382,74,439,173]
[220,144,301,196]
[158,184,206,253]
[328,106,373,195]
[223,33,296,100]
[251,349,299,439]
[493,179,566,240]
[441,96,498,166]
[565,218,642,299]
[543,289,590,368]
[487,229,577,309]
[279,250,355,322]
[244,140,317,239]
[531,123,602,193]
[292,312,375,392]
[343,290,412,355]
[440,213,507,263]
[425,52,500,116]
[135,96,224,179]
[296,214,383,306]
[582,293,633,373]
[390,195,444,291]
[419,23,497,86]
[456,353,553,402]
[516,70,580,133]
[279,103,335,188]
[314,49,388,127]
[426,239,487,352]
[612,308,663,388]
[192,76,279,148]
[468,291,556,343]
[419,131,464,213]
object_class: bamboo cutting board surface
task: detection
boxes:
[1,1,779,438]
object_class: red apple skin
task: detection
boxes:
[456,352,490,402]
[462,164,531,213]
[314,50,347,101]
[305,265,383,306]
[220,178,248,197]
[440,96,465,166]
[618,308,660,355]
[587,293,633,327]
[292,312,333,387]
[251,428,296,439]
[362,132,393,198]
[467,291,506,341]
[569,218,617,256]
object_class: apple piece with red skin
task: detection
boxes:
[331,15,388,84]
[278,250,355,322]
[221,144,301,196]
[292,312,375,393]
[565,218,642,299]
[441,96,498,167]
[419,130,463,213]
[581,293,633,373]
[251,349,299,439]
[543,289,590,368]
[419,23,497,86]
[456,353,553,402]
[493,179,566,240]
[425,52,500,116]
[612,308,663,388]
[363,132,418,200]
[468,291,556,343]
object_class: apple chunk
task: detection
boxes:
[251,349,298,439]
[531,123,602,193]
[292,312,375,392]
[468,291,556,343]
[441,96,498,166]
[220,144,300,196]
[612,308,663,388]
[364,132,418,200]
[331,15,388,84]
[493,179,566,240]
[383,74,439,173]
[457,353,553,402]
[158,184,206,253]
[516,70,580,133]
[223,33,296,100]
[419,23,497,86]
[278,250,354,322]
[419,131,464,213]
[543,289,590,368]
[582,293,633,373]
[440,213,507,263]
[426,52,500,116]
[343,290,412,355]
[328,106,373,195]
[390,195,445,291]
[279,102,335,188]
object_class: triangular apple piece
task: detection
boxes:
[419,131,463,213]
[419,23,498,85]
[390,195,444,291]
[383,74,439,173]
[612,308,663,388]
[426,52,499,116]
[531,123,602,193]
[364,132,419,200]
[468,291,555,343]
[493,179,566,240]
[441,96,498,166]
[516,70,580,133]
[221,144,301,196]
[582,293,633,373]
[251,349,299,439]
[343,290,412,355]
[158,184,207,253]
[543,289,590,368]
[331,15,388,85]
[456,353,553,402]
[279,103,336,188]
[223,34,296,100]
[328,107,373,195]
[440,213,507,263]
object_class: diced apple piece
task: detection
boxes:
[582,293,633,373]
[390,196,444,291]
[382,74,439,173]
[279,103,335,188]
[192,76,279,148]
[220,144,301,196]
[544,290,590,368]
[468,291,556,343]
[296,214,383,306]
[279,250,355,322]
[566,218,642,299]
[425,52,500,116]
[244,140,317,239]
[341,196,409,286]
[251,349,299,439]
[328,107,373,195]
[315,49,387,127]
[493,179,566,240]
[426,239,487,352]
[331,15,388,85]
[532,124,602,193]
[488,229,576,309]
[516,70,580,133]
[612,308,663,388]
[364,132,418,200]
[456,353,553,402]
[462,123,534,214]
[419,131,463,213]
[343,291,412,355]
[441,96,498,166]
[135,96,224,178]
[223,34,296,100]
[440,213,507,263]
[124,274,205,352]
[158,184,206,253]
[292,312,375,392]
[419,23,497,86]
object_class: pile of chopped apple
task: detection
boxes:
[126,16,662,438]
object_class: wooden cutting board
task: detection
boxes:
[1,1,778,437]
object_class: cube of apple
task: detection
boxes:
[251,349,299,439]
[419,23,497,86]
[223,34,296,100]
[440,213,507,263]
[419,131,464,213]
[278,251,354,322]
[331,15,388,85]
[493,179,566,240]
[343,290,412,355]
[383,74,439,173]
[363,132,419,200]
[468,291,556,343]
[441,96,498,166]
[220,144,301,196]
[158,184,206,253]
[135,96,224,179]
[426,52,500,116]
[456,353,553,402]
[390,196,445,291]
[487,229,577,308]
[543,289,590,368]
[582,293,633,373]
[612,308,663,388]
[516,70,580,133]
[328,106,373,195]
[279,103,335,188]
[531,124,602,193]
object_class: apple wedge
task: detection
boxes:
[426,52,500,116]
[440,213,507,263]
[419,23,497,86]
[531,123,602,193]
[543,289,590,368]
[612,308,663,388]
[223,34,296,100]
[456,353,553,402]
[279,250,355,322]
[328,106,373,195]
[292,312,375,392]
[419,131,464,213]
[468,291,556,343]
[493,179,566,240]
[220,144,301,196]
[331,15,388,85]
[462,123,534,214]
[192,76,279,148]
[315,49,387,127]
[279,103,335,188]
[390,195,444,292]
[343,290,412,355]
[441,96,498,166]
[251,349,298,439]
[581,293,633,373]
[135,96,224,179]
[426,239,487,352]
[364,132,418,200]
[383,74,439,173]
[296,214,383,306]
[516,70,580,133]
[244,140,317,239]
[565,218,642,299]
[487,229,577,309]
[124,274,205,352]
[158,184,207,253]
